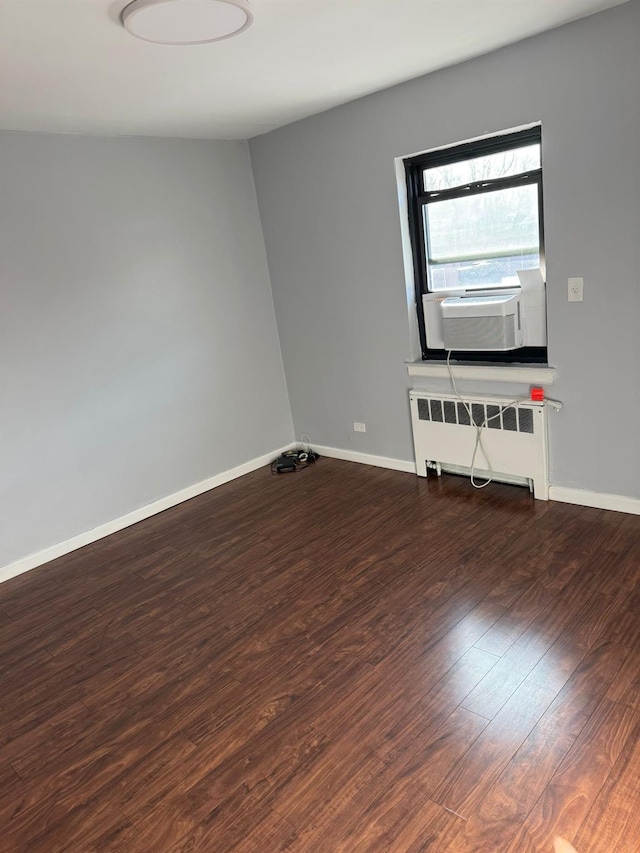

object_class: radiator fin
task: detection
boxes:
[518,408,534,434]
[430,399,443,422]
[503,408,518,431]
[487,404,501,430]
[457,402,471,426]
[444,400,457,424]
[471,403,485,427]
[413,397,535,434]
[417,398,430,421]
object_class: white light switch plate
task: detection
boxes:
[568,277,584,302]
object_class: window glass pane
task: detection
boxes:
[423,144,540,192]
[424,183,540,291]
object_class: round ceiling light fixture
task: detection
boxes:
[121,0,253,45]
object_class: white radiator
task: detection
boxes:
[409,390,549,499]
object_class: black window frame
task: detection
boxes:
[405,126,547,363]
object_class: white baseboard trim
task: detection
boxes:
[316,448,640,514]
[549,485,640,516]
[0,443,296,586]
[5,445,636,586]
[314,444,416,474]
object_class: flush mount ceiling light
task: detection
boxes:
[121,0,253,45]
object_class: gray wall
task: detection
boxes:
[0,133,293,567]
[250,0,640,499]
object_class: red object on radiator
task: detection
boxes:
[530,387,545,402]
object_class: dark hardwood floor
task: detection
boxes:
[1,458,639,852]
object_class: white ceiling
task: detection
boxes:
[0,0,628,140]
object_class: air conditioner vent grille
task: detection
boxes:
[417,397,536,434]
[443,315,517,351]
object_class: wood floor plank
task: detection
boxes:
[432,673,560,819]
[386,704,489,796]
[0,761,22,795]
[375,646,498,768]
[155,789,291,853]
[455,639,631,851]
[606,648,640,711]
[98,733,200,815]
[455,720,576,852]
[79,631,238,716]
[572,778,640,853]
[432,595,626,822]
[0,653,141,762]
[536,640,631,739]
[266,730,386,833]
[117,723,330,851]
[3,795,133,853]
[0,773,46,831]
[0,701,93,771]
[504,699,638,853]
[285,784,465,853]
[0,717,197,842]
[598,585,640,650]
[603,710,640,794]
[0,574,65,618]
[114,657,372,839]
[272,695,471,849]
[229,808,298,852]
[473,578,557,657]
[310,603,502,746]
[0,605,104,672]
[0,648,61,709]
[181,649,373,753]
[462,582,620,724]
[594,548,639,597]
[484,562,544,608]
[0,460,639,851]
[479,502,587,608]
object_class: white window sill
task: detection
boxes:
[406,360,556,385]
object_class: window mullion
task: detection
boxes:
[416,171,540,205]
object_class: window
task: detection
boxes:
[405,127,546,363]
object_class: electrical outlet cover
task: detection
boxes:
[568,277,584,302]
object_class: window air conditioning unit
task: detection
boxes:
[442,292,523,351]
[422,269,547,352]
